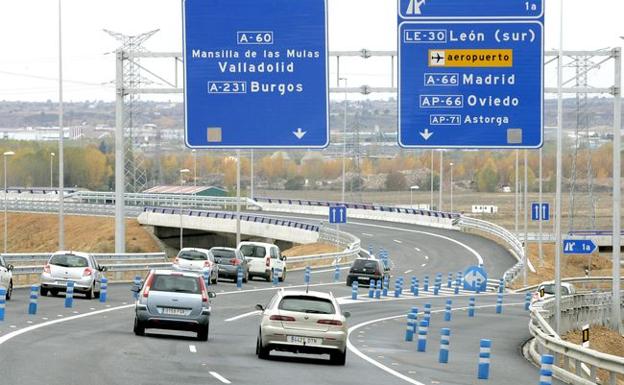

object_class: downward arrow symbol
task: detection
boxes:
[420,129,433,140]
[293,128,307,139]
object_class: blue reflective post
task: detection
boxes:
[424,303,432,324]
[65,281,74,308]
[29,285,38,315]
[375,279,381,299]
[394,277,400,298]
[439,328,451,363]
[417,319,429,352]
[456,272,463,287]
[411,306,419,333]
[369,280,375,298]
[454,280,460,295]
[272,269,279,286]
[334,264,340,282]
[99,277,108,303]
[414,278,419,297]
[468,297,476,317]
[383,276,389,297]
[405,312,416,342]
[0,287,5,321]
[525,292,532,311]
[444,299,452,321]
[351,281,358,300]
[476,277,482,294]
[203,270,210,287]
[237,266,243,289]
[398,277,404,296]
[498,278,505,293]
[447,272,453,288]
[133,275,141,300]
[410,276,416,294]
[538,354,554,385]
[424,276,429,292]
[496,293,503,314]
[304,266,311,284]
[368,244,373,255]
[434,284,439,296]
[478,339,492,380]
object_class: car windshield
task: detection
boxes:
[239,245,266,258]
[178,250,208,261]
[351,259,379,270]
[151,275,201,294]
[540,284,569,295]
[49,254,89,268]
[278,296,335,314]
[212,249,236,259]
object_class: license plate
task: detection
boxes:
[162,307,189,316]
[287,335,322,346]
[359,276,370,281]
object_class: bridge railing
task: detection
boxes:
[528,290,624,385]
[4,252,168,265]
[72,191,258,210]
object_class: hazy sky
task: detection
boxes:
[0,0,622,102]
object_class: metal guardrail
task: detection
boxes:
[0,199,143,217]
[72,191,257,210]
[4,252,167,265]
[13,262,173,275]
[528,291,624,385]
[518,277,624,293]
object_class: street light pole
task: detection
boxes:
[57,0,65,250]
[192,149,197,187]
[554,0,564,334]
[179,168,190,250]
[3,151,14,254]
[50,152,55,188]
[236,150,241,246]
[339,77,347,203]
[430,149,434,210]
[515,149,519,234]
[450,162,454,213]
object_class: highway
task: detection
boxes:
[0,216,562,385]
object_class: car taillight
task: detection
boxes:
[230,258,240,265]
[203,260,212,268]
[198,277,208,302]
[173,257,179,265]
[318,319,343,326]
[83,268,94,277]
[265,257,270,267]
[43,264,51,274]
[270,315,295,322]
[143,274,155,298]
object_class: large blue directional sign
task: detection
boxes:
[531,202,550,221]
[398,0,544,148]
[563,239,597,255]
[183,0,329,148]
[329,206,347,224]
[463,265,488,292]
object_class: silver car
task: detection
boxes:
[132,270,216,341]
[40,251,107,299]
[255,290,350,365]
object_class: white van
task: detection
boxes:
[237,241,286,282]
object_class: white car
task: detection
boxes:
[531,281,576,304]
[237,242,286,282]
[255,290,349,365]
[40,251,107,299]
[0,256,14,300]
[172,248,218,285]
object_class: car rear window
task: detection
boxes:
[351,259,379,271]
[212,249,235,259]
[240,245,266,258]
[178,250,208,261]
[540,284,569,296]
[49,254,89,268]
[151,275,201,294]
[278,296,335,314]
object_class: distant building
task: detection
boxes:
[143,185,228,197]
[471,205,498,214]
[501,185,512,193]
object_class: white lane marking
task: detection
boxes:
[311,266,350,274]
[209,371,232,384]
[414,247,421,252]
[424,255,429,260]
[217,281,341,296]
[189,345,197,353]
[421,263,427,267]
[404,269,413,274]
[346,302,524,385]
[362,233,374,237]
[0,304,133,346]
[393,239,403,244]
[225,310,261,322]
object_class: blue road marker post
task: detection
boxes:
[457,272,463,287]
[0,287,5,321]
[273,269,279,286]
[424,276,429,292]
[304,266,311,284]
[203,270,210,287]
[476,277,482,294]
[133,275,141,300]
[411,307,419,333]
[439,328,451,363]
[351,281,358,300]
[417,319,429,352]
[375,279,382,299]
[368,244,373,255]
[369,280,376,298]
[444,299,452,322]
[383,276,389,297]
[410,276,416,294]
[539,354,554,385]
[496,293,503,314]
[405,312,417,341]
[65,281,74,308]
[447,272,453,288]
[334,264,340,282]
[99,277,108,303]
[498,278,505,293]
[414,278,419,297]
[398,277,404,296]
[454,280,460,295]
[478,339,492,380]
[29,285,38,315]
[525,292,532,311]
[434,285,439,296]
[394,277,400,298]
[237,266,243,289]
[424,303,432,324]
[468,297,476,317]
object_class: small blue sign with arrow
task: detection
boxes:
[463,265,488,292]
[563,239,597,254]
[329,206,347,224]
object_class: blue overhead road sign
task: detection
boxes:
[563,240,597,254]
[183,0,329,148]
[397,0,544,148]
[329,206,347,224]
[463,265,488,292]
[531,202,550,221]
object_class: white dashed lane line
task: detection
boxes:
[414,247,421,252]
[189,345,197,353]
[210,371,232,384]
[393,239,403,244]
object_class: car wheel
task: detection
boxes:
[278,269,286,282]
[197,322,209,341]
[94,289,101,299]
[265,270,272,282]
[85,284,94,299]
[40,287,49,297]
[133,317,145,336]
[243,271,249,283]
[50,289,59,297]
[212,272,218,285]
[330,349,347,366]
[257,334,270,359]
[346,278,352,287]
[6,280,12,300]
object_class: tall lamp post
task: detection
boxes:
[192,149,197,187]
[50,152,55,188]
[449,162,454,213]
[339,77,348,203]
[179,169,190,250]
[3,151,14,253]
[410,185,419,208]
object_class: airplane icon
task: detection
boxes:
[431,52,443,63]
[428,50,445,66]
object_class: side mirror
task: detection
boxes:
[343,311,351,318]
[99,266,108,272]
[280,256,287,261]
[130,285,141,293]
[255,304,264,311]
[7,264,13,271]
[208,291,217,298]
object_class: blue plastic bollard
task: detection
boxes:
[410,276,416,294]
[414,278,419,296]
[444,299,452,321]
[439,328,451,363]
[352,281,358,300]
[0,287,5,321]
[424,276,429,292]
[496,293,503,314]
[478,339,492,379]
[525,292,532,311]
[394,277,400,298]
[476,277,482,294]
[383,276,389,297]
[498,278,505,293]
[456,272,463,287]
[28,285,38,315]
[447,272,453,288]
[368,244,373,255]
[410,306,419,333]
[375,279,382,299]
[203,270,210,287]
[405,312,416,341]
[273,269,279,286]
[417,319,429,352]
[133,275,141,300]
[369,280,375,298]
[334,264,340,282]
[434,285,439,296]
[237,266,243,289]
[304,266,311,284]
[65,281,74,308]
[99,277,108,303]
[454,281,460,295]
[468,297,476,317]
[424,303,432,324]
[538,354,555,385]
[398,277,404,296]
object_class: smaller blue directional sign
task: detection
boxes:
[563,239,597,255]
[398,0,543,20]
[531,202,550,221]
[463,265,488,292]
[329,206,347,224]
